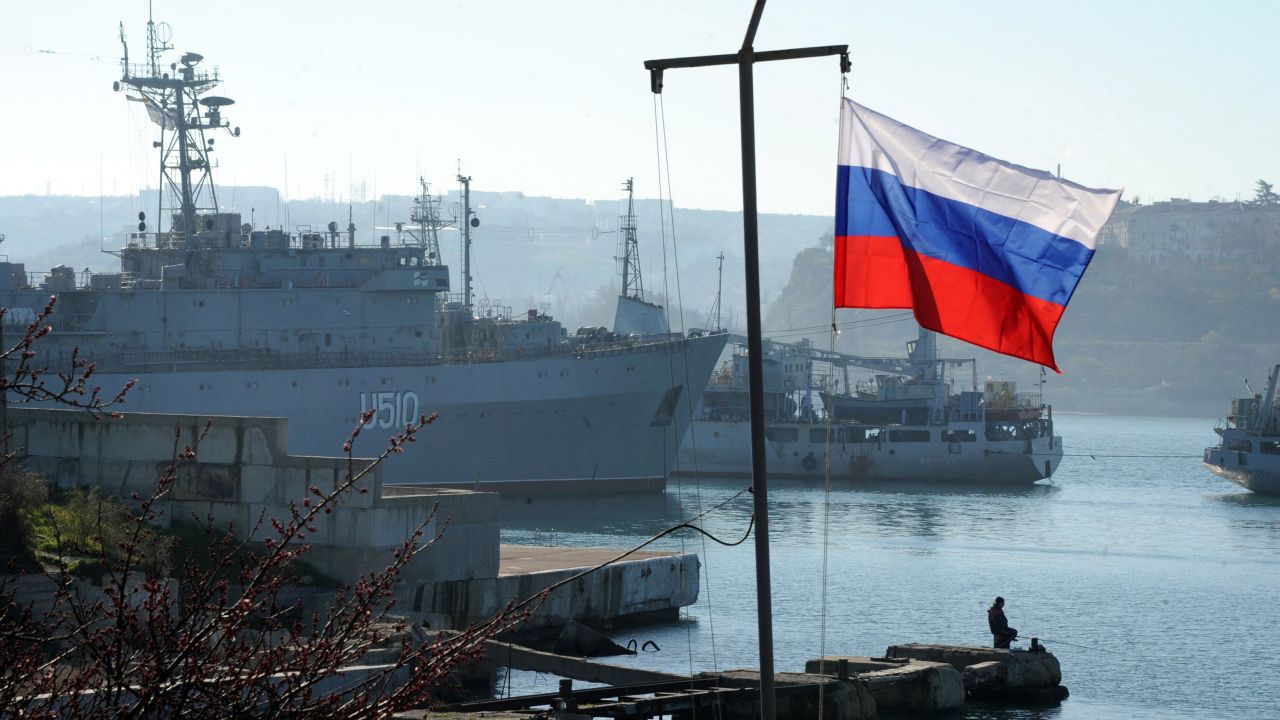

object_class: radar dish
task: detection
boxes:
[241,223,253,233]
[180,52,204,66]
[199,96,235,107]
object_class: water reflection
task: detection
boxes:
[962,706,1066,720]
[838,478,1062,499]
[692,475,1063,498]
[501,491,684,535]
[1205,491,1280,555]
[1209,491,1280,508]
[500,476,1065,549]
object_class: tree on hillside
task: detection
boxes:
[1253,179,1279,206]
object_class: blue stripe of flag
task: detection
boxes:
[836,165,1095,308]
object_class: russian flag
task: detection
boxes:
[834,98,1121,371]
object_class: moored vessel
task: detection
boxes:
[0,13,725,493]
[676,328,1062,484]
[1204,364,1280,495]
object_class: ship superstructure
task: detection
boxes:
[611,179,668,337]
[0,14,725,492]
[1204,364,1280,495]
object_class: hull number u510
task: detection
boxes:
[360,391,421,429]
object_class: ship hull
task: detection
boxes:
[1204,436,1280,495]
[81,334,726,492]
[676,419,1062,485]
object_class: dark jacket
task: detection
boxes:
[988,606,1010,635]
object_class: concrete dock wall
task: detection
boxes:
[806,655,965,713]
[8,408,499,585]
[885,643,1067,703]
[8,409,699,633]
[480,638,685,686]
[401,548,699,630]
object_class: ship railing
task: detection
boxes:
[21,270,83,292]
[985,390,1043,411]
[436,334,686,365]
[709,367,739,386]
[121,63,219,87]
[568,334,702,359]
[438,296,517,321]
[84,332,719,373]
[10,272,36,290]
[95,349,440,372]
[1013,391,1043,409]
[125,232,183,250]
[439,348,503,364]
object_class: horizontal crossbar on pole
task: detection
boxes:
[644,44,849,71]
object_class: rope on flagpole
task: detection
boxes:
[652,90,723,684]
[819,55,853,720]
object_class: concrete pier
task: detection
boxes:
[431,639,1066,718]
[397,544,699,631]
[806,643,1068,713]
[710,671,876,720]
[480,637,685,686]
[435,672,876,720]
[806,656,965,713]
[885,643,1068,703]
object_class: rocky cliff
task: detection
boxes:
[765,239,1280,418]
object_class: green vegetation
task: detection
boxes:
[2,473,336,587]
[2,472,174,580]
[1254,179,1279,206]
[0,470,48,571]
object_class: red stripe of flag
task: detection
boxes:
[835,235,1066,371]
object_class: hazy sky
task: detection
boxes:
[3,1,1277,214]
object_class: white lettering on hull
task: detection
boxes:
[360,391,421,429]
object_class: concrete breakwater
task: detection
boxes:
[433,642,1066,718]
[809,643,1067,713]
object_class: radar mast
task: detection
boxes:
[404,178,451,265]
[617,178,645,302]
[456,169,477,309]
[115,6,239,248]
[707,250,725,331]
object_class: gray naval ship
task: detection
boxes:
[0,15,726,492]
[1204,364,1280,495]
[676,327,1062,484]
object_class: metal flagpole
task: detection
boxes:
[644,3,848,717]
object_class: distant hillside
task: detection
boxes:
[0,189,832,333]
[765,235,1280,418]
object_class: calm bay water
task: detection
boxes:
[498,415,1280,718]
